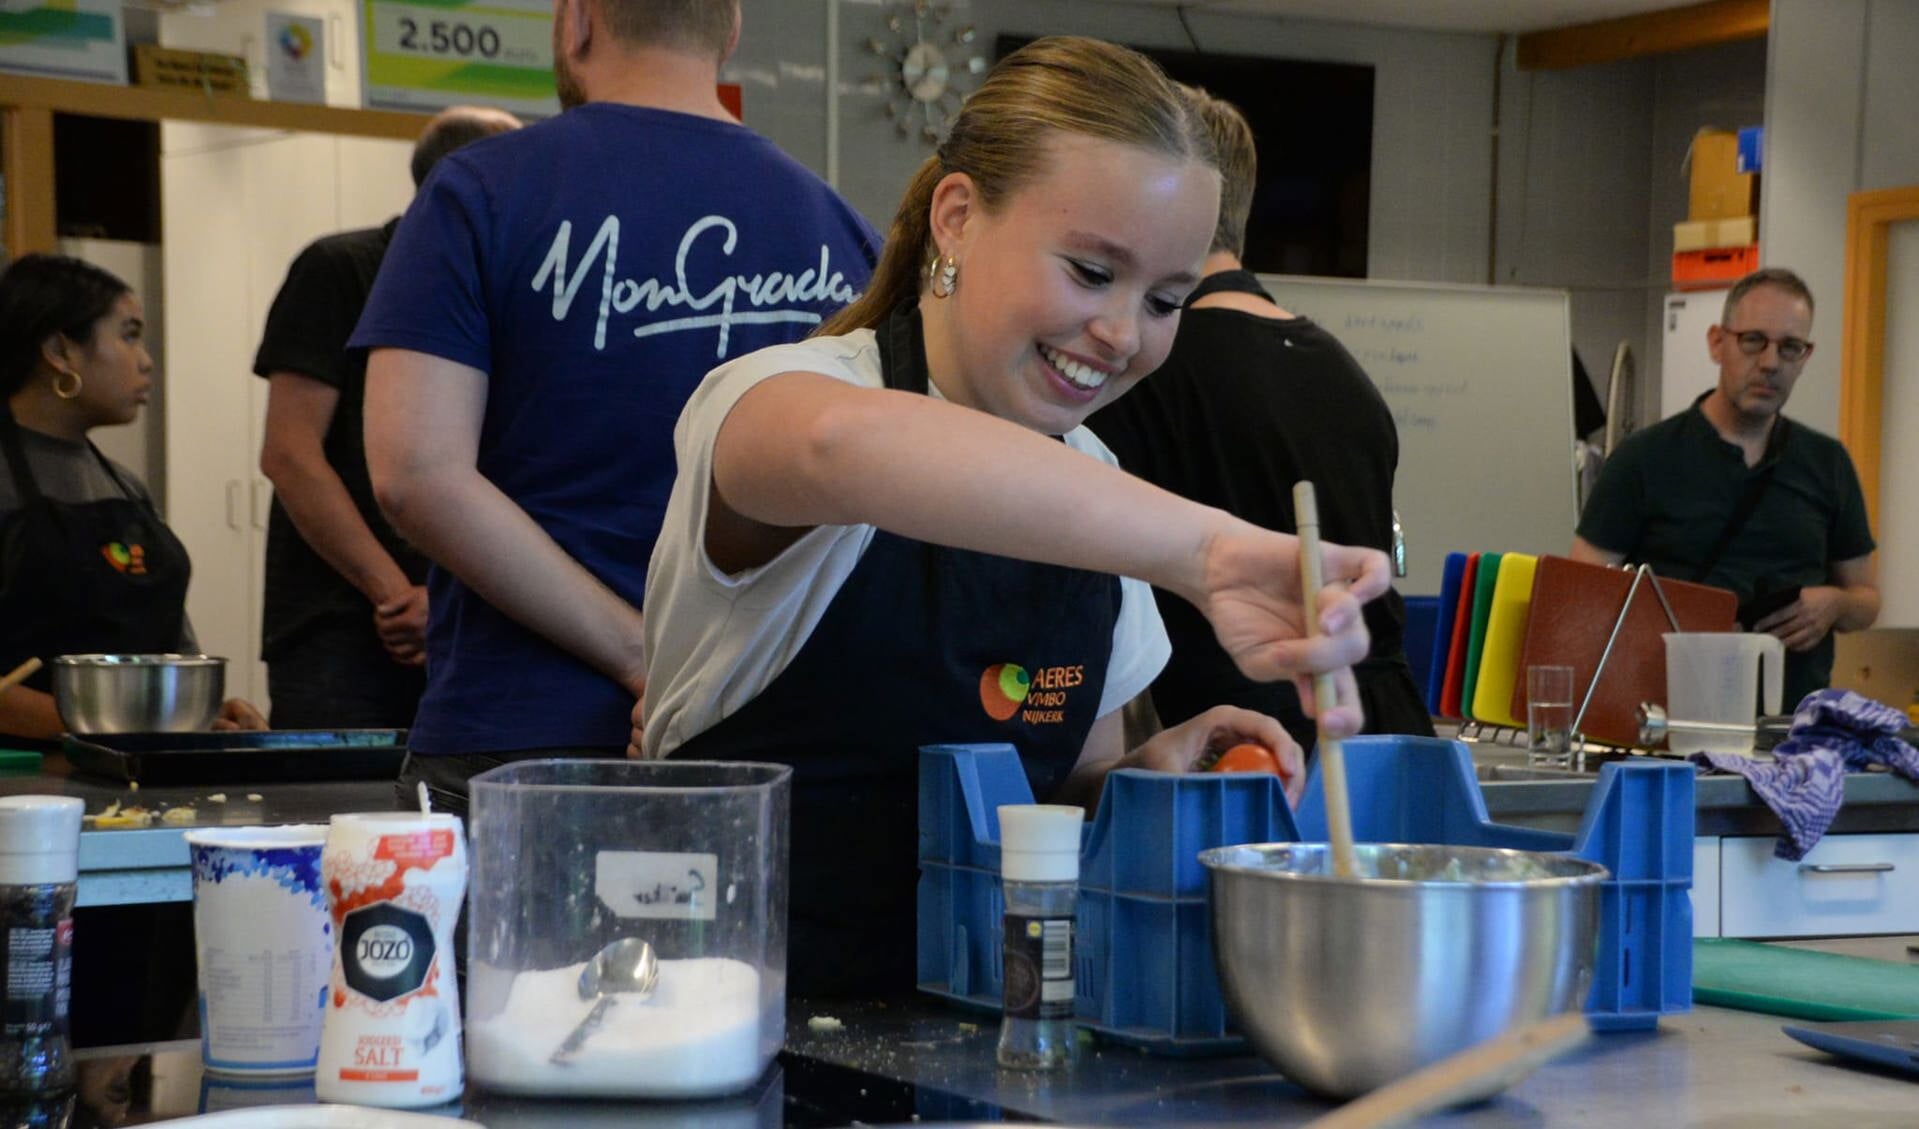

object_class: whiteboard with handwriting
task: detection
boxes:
[1257,274,1577,595]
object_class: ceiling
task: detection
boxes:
[1101,0,1711,35]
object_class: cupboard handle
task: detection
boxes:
[328,13,344,71]
[250,479,270,530]
[1798,863,1895,875]
[225,480,242,530]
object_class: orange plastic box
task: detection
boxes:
[1673,243,1759,291]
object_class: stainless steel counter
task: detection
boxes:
[1467,745,1919,837]
[783,957,1919,1126]
[54,940,1919,1126]
[0,756,396,906]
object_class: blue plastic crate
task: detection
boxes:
[917,735,1693,1053]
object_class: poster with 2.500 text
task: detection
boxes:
[359,0,558,118]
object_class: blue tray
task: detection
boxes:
[918,736,1693,1054]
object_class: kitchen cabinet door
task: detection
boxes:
[162,123,412,712]
[1720,833,1919,937]
[1693,836,1721,938]
[162,121,275,703]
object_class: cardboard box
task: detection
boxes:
[133,45,251,98]
[1674,216,1758,253]
[1689,129,1758,220]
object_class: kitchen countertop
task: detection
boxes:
[1464,744,1919,837]
[0,754,397,906]
[11,739,1919,910]
[782,940,1919,1127]
[38,939,1919,1126]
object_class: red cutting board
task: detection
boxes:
[1438,553,1481,719]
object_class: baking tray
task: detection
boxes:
[62,729,408,785]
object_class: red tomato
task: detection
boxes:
[1211,742,1288,778]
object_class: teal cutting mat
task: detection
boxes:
[1694,938,1919,1021]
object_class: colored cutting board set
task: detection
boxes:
[1425,553,1738,747]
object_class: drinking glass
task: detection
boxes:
[1527,665,1577,770]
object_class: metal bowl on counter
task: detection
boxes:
[1199,842,1606,1100]
[51,654,225,734]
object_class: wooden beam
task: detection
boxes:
[1839,184,1919,536]
[2,106,57,256]
[0,73,431,140]
[1516,0,1768,71]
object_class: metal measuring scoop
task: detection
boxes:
[549,937,659,1064]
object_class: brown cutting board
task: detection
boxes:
[1511,556,1737,747]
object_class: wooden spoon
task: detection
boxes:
[0,656,43,698]
[1301,1012,1591,1129]
[1293,482,1357,880]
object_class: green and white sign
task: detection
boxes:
[0,0,126,85]
[359,0,558,118]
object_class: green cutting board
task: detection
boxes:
[1693,938,1919,1021]
[1458,552,1503,722]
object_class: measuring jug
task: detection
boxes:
[1662,632,1785,756]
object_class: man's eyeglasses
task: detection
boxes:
[1724,327,1814,363]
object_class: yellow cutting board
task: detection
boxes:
[1470,553,1539,729]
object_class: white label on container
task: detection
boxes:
[594,851,719,921]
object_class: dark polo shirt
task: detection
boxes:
[1577,392,1875,705]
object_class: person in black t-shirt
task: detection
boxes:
[254,106,519,729]
[1087,86,1434,755]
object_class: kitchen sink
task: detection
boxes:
[1473,761,1595,782]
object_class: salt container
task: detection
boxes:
[465,760,791,1099]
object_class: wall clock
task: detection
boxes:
[866,1,987,144]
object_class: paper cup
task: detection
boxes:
[185,825,331,1076]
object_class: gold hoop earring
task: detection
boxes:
[51,369,83,400]
[929,254,959,299]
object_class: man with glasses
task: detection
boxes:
[1573,268,1879,707]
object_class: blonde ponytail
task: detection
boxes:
[817,156,942,338]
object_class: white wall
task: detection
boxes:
[1490,35,1766,431]
[735,1,1499,285]
[743,4,1767,432]
[1880,220,1919,628]
[1759,0,1919,437]
[1493,44,1653,423]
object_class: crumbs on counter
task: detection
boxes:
[807,1015,844,1033]
[86,800,154,828]
[84,797,203,828]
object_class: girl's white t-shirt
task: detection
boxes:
[641,327,1172,757]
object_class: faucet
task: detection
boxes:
[1390,509,1407,579]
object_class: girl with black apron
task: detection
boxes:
[670,306,1122,994]
[642,37,1386,1000]
[0,406,192,724]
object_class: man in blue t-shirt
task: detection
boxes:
[352,0,879,801]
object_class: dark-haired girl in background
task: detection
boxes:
[0,253,264,742]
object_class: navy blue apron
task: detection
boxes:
[0,408,191,698]
[671,304,1122,996]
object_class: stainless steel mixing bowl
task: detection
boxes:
[51,654,225,734]
[1199,842,1606,1099]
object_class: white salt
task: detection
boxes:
[467,956,765,1098]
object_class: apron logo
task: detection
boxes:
[979,664,1030,721]
[100,542,147,576]
[979,663,1083,725]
